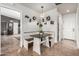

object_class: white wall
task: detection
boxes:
[24,21,39,32]
[41,8,59,43]
[63,13,76,40]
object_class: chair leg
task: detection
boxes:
[43,37,50,48]
[50,39,54,47]
[24,40,28,50]
[33,38,41,55]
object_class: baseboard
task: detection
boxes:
[63,38,76,42]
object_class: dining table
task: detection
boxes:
[30,32,52,55]
[30,33,51,37]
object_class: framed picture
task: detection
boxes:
[37,22,39,25]
[25,15,29,18]
[46,16,51,21]
[44,22,47,25]
[32,16,36,20]
[42,18,44,22]
[29,19,32,22]
[50,21,54,24]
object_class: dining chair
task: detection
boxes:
[43,32,54,48]
[33,37,41,55]
[24,33,34,50]
[33,32,54,55]
[33,36,49,55]
[48,33,55,47]
[42,36,50,48]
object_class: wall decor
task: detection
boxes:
[25,15,29,18]
[37,22,39,25]
[50,21,54,24]
[29,19,32,22]
[32,16,36,20]
[46,16,51,21]
[44,22,47,25]
[42,18,44,22]
[39,24,43,27]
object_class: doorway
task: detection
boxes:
[63,13,75,40]
[1,7,21,55]
[62,13,76,49]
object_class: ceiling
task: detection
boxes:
[20,3,56,13]
[1,7,20,20]
[57,3,77,15]
[20,3,77,14]
[1,15,20,22]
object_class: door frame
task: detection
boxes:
[0,7,1,55]
[0,5,23,48]
[62,13,76,40]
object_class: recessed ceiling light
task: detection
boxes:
[66,10,70,12]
